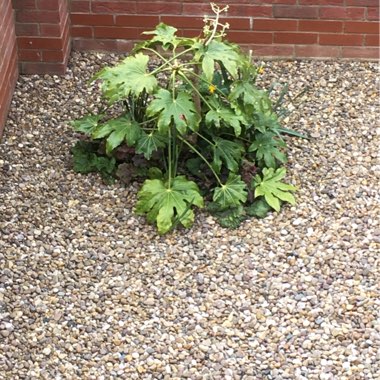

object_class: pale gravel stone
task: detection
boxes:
[0,52,379,379]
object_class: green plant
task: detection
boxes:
[71,3,300,234]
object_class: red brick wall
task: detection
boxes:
[70,0,380,59]
[0,0,18,136]
[13,0,71,75]
[0,0,379,136]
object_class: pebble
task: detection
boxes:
[0,54,378,379]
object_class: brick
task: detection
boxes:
[180,29,203,38]
[42,50,65,62]
[346,0,378,5]
[136,2,181,15]
[71,26,93,37]
[341,46,379,59]
[160,16,204,29]
[92,1,137,14]
[0,2,12,27]
[227,5,273,17]
[160,16,251,30]
[18,49,42,61]
[116,15,159,28]
[273,5,318,19]
[20,61,67,74]
[0,50,18,134]
[227,31,273,44]
[225,18,253,30]
[253,19,297,31]
[15,22,40,36]
[319,34,363,46]
[37,0,60,10]
[251,44,295,57]
[71,13,114,26]
[299,20,343,33]
[319,7,365,20]
[365,34,380,46]
[72,38,119,51]
[344,21,379,34]
[182,3,214,15]
[12,0,36,10]
[295,45,340,57]
[299,0,343,4]
[367,8,380,21]
[274,32,318,44]
[40,24,62,37]
[0,20,15,55]
[16,10,61,23]
[94,26,144,39]
[70,0,90,12]
[17,36,63,49]
[245,0,296,3]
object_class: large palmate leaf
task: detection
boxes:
[135,131,167,159]
[211,137,244,173]
[207,202,246,229]
[136,176,204,234]
[143,23,179,49]
[199,40,240,82]
[252,168,297,212]
[71,141,116,184]
[94,53,157,101]
[71,115,103,135]
[91,116,142,154]
[248,132,287,168]
[229,81,263,107]
[253,111,281,133]
[213,173,247,208]
[205,104,243,136]
[245,198,272,219]
[147,89,200,134]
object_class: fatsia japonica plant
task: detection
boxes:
[71,3,302,234]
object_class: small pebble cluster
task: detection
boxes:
[0,52,379,379]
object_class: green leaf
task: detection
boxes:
[205,104,243,136]
[213,173,248,208]
[92,122,115,139]
[135,131,167,160]
[252,168,297,212]
[136,176,204,234]
[94,53,157,101]
[248,132,287,168]
[207,203,246,229]
[147,89,200,134]
[148,167,163,180]
[200,40,240,82]
[71,115,103,135]
[211,137,244,174]
[245,198,272,219]
[71,141,116,182]
[102,117,141,154]
[276,127,309,139]
[229,81,262,107]
[186,157,203,177]
[143,23,179,49]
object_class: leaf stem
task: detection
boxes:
[178,72,213,110]
[147,47,195,76]
[195,131,215,147]
[181,68,228,99]
[168,126,172,188]
[177,135,222,186]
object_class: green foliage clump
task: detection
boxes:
[71,3,301,234]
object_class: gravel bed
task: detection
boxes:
[0,51,379,379]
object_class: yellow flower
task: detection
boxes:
[257,66,265,75]
[209,84,217,94]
